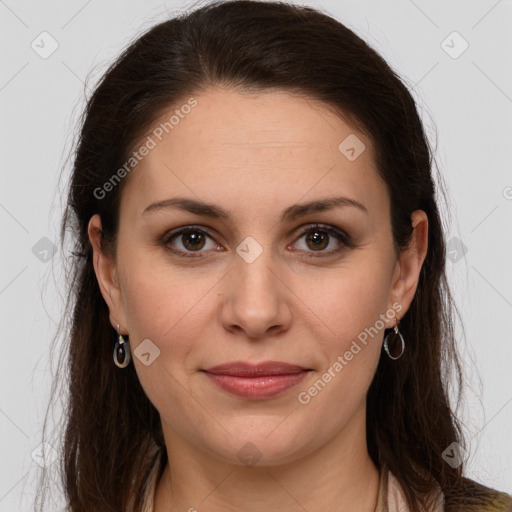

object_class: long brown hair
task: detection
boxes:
[35,1,512,511]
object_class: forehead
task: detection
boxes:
[121,86,387,222]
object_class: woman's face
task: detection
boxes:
[90,86,427,467]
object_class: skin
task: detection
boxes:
[88,86,428,511]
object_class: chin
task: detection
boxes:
[201,426,319,468]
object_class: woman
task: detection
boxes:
[36,1,512,511]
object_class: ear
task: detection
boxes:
[388,210,429,323]
[88,214,128,334]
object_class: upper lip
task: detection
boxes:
[203,361,311,377]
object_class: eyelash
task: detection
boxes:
[160,224,355,259]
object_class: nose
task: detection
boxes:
[219,248,292,340]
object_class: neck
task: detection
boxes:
[153,407,380,512]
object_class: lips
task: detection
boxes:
[203,361,310,377]
[202,361,312,399]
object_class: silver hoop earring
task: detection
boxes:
[383,318,405,360]
[113,323,131,368]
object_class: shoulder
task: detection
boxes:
[444,477,512,512]
[383,466,512,512]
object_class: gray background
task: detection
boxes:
[1,0,511,509]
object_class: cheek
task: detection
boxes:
[120,251,198,333]
[295,269,388,422]
[313,261,392,342]
[302,260,392,406]
[119,262,211,422]
[119,255,222,372]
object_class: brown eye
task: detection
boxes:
[305,229,329,251]
[292,224,354,256]
[163,227,218,257]
[177,230,207,251]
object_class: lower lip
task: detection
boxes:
[203,371,310,399]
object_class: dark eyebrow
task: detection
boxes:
[142,196,368,222]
